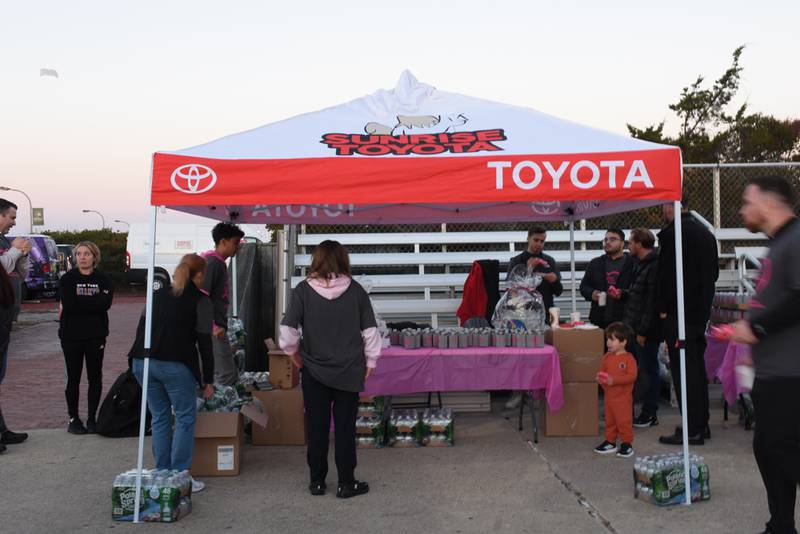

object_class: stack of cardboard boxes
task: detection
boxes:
[543,328,604,437]
[251,340,306,446]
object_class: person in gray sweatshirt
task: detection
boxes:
[202,222,244,386]
[729,175,800,534]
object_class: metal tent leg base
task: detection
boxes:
[517,391,538,443]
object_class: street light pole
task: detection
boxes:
[114,219,130,231]
[0,186,33,233]
[82,209,106,229]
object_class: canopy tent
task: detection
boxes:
[134,72,694,519]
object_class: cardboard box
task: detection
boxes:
[543,382,599,437]
[191,412,244,477]
[251,388,306,445]
[265,339,300,389]
[546,328,605,382]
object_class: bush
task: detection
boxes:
[44,229,128,285]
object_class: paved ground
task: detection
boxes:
[4,295,143,429]
[2,297,798,533]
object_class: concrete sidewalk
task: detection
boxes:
[1,402,793,534]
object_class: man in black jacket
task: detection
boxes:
[507,227,562,313]
[579,229,634,328]
[729,176,800,534]
[505,227,561,410]
[656,197,719,446]
[623,228,661,428]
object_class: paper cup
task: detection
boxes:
[735,364,755,391]
[548,307,560,327]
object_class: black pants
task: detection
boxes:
[752,378,800,534]
[663,321,709,436]
[61,338,105,422]
[301,369,359,484]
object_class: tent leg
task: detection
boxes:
[231,253,238,318]
[673,200,692,505]
[569,220,577,316]
[134,205,159,522]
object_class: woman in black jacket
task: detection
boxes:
[279,240,382,499]
[131,254,214,492]
[59,241,114,434]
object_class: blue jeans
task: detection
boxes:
[634,339,662,417]
[132,358,198,472]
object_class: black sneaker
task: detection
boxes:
[632,414,658,428]
[674,425,711,439]
[0,430,29,444]
[86,420,97,434]
[336,480,370,499]
[617,443,634,458]
[593,441,618,454]
[68,418,87,435]
[309,482,326,496]
[0,443,6,454]
[659,432,704,445]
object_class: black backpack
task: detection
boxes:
[96,367,152,438]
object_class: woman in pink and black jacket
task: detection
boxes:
[279,240,382,499]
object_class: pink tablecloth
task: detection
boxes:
[363,345,564,411]
[705,334,753,406]
[704,334,728,381]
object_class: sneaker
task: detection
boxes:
[0,430,29,444]
[593,441,618,454]
[504,392,523,410]
[674,425,711,439]
[336,480,370,499]
[617,443,634,457]
[86,420,97,434]
[309,481,326,496]
[0,443,6,454]
[191,478,205,493]
[67,419,87,435]
[659,432,704,446]
[633,414,658,428]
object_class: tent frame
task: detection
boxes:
[133,197,694,520]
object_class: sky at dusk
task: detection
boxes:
[1,0,798,232]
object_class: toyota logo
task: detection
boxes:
[530,201,561,215]
[170,164,217,194]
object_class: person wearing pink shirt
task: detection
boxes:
[280,240,382,499]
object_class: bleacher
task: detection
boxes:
[291,227,766,327]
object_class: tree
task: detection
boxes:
[628,46,800,163]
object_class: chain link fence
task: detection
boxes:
[301,163,800,265]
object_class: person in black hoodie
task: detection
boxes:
[656,197,719,446]
[622,229,661,428]
[131,254,214,493]
[59,241,114,434]
[580,229,634,328]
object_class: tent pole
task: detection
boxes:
[569,219,577,316]
[673,200,692,505]
[134,204,158,522]
[231,253,238,318]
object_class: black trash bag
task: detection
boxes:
[95,368,151,438]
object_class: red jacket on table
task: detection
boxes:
[457,262,487,325]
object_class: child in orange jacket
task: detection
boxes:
[594,322,638,458]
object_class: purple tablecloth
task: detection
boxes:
[704,334,753,406]
[704,334,728,382]
[364,345,564,411]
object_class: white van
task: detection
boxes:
[125,223,267,290]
